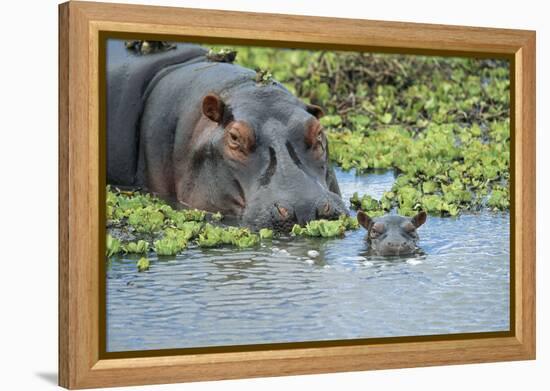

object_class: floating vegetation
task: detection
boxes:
[136,257,150,272]
[259,228,274,240]
[196,224,260,249]
[107,188,275,257]
[106,234,122,257]
[153,238,186,256]
[211,211,223,222]
[329,120,509,216]
[123,240,149,254]
[291,214,359,238]
[127,206,165,233]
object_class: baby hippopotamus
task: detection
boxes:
[357,210,427,256]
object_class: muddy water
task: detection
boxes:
[106,168,510,352]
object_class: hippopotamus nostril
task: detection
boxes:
[269,205,297,233]
[275,203,289,219]
[316,201,340,219]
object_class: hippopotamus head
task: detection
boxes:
[357,210,427,256]
[179,82,348,232]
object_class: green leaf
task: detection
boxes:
[137,257,150,272]
[380,113,392,124]
[106,234,122,257]
[233,234,260,248]
[422,181,438,194]
[123,240,149,254]
[320,115,342,128]
[211,211,223,222]
[154,236,186,255]
[318,220,345,238]
[291,224,305,236]
[259,228,273,239]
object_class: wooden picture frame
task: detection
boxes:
[59,1,536,388]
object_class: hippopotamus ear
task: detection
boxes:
[306,104,325,119]
[202,94,226,123]
[357,210,373,230]
[411,211,427,228]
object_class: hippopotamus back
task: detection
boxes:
[106,40,207,185]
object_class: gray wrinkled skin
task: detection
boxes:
[357,211,427,256]
[107,41,348,232]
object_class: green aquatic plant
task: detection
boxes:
[153,226,201,255]
[487,185,510,210]
[164,208,206,225]
[197,224,225,247]
[291,224,305,236]
[106,234,122,257]
[123,240,149,254]
[136,257,150,272]
[338,214,360,230]
[176,222,203,240]
[154,237,187,256]
[259,228,273,240]
[292,220,346,238]
[332,119,510,216]
[197,224,260,248]
[350,192,386,216]
[106,188,277,255]
[233,233,260,248]
[291,215,359,238]
[127,206,165,233]
[211,211,223,222]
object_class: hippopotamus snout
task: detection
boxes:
[372,236,416,256]
[245,192,348,233]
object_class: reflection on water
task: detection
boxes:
[106,168,510,352]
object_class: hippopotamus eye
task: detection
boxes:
[305,120,326,156]
[224,122,255,157]
[227,129,240,149]
[404,222,416,233]
[371,222,385,236]
[316,133,323,144]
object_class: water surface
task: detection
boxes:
[106,168,510,352]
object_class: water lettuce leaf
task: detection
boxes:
[123,240,149,254]
[259,228,273,239]
[106,234,122,257]
[137,257,150,272]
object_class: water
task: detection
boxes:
[106,168,510,352]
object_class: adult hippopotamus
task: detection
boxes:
[107,40,347,231]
